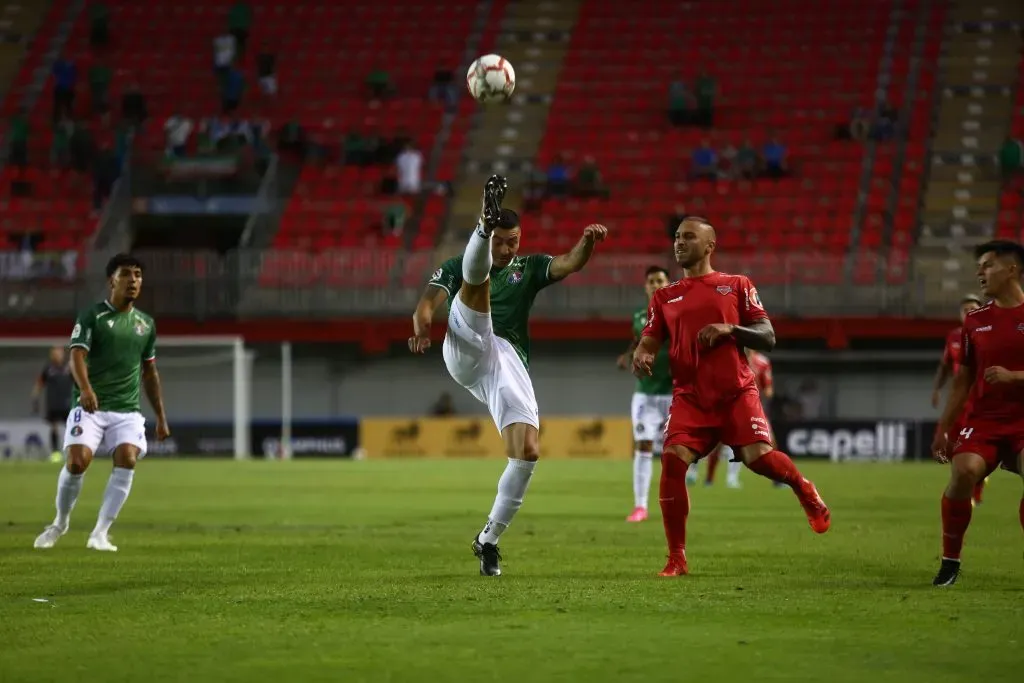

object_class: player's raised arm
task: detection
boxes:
[633,293,666,377]
[409,281,450,354]
[548,223,608,282]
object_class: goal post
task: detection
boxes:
[0,335,251,460]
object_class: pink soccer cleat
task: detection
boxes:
[625,507,648,523]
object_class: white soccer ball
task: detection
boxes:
[466,54,515,103]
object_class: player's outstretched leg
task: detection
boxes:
[87,444,140,552]
[658,448,692,576]
[934,452,988,586]
[34,445,93,549]
[740,444,831,533]
[472,423,538,576]
[704,446,720,486]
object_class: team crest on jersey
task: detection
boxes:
[748,287,763,308]
[430,268,442,281]
[507,271,523,284]
[70,426,83,437]
[134,320,150,336]
[716,285,733,295]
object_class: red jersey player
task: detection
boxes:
[931,240,1024,587]
[633,217,830,576]
[930,294,984,503]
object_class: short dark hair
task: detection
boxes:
[105,253,144,278]
[645,265,669,278]
[960,293,984,306]
[495,208,520,231]
[973,240,1024,267]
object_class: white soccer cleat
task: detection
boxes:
[86,533,118,552]
[33,524,67,549]
[726,478,742,489]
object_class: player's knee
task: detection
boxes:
[113,447,139,469]
[66,446,92,474]
[739,441,772,465]
[949,454,986,489]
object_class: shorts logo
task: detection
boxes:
[508,271,523,284]
[70,426,83,437]
[716,285,733,296]
[1017,323,1024,334]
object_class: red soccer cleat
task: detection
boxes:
[797,479,831,534]
[625,507,648,523]
[658,551,689,576]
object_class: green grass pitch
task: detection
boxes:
[0,459,1021,683]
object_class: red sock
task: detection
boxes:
[659,453,690,553]
[745,449,804,487]
[941,494,973,560]
[705,448,720,484]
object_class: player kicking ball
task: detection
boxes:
[33,254,170,552]
[632,217,830,576]
[931,240,1024,587]
[617,266,673,522]
[410,175,607,576]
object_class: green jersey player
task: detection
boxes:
[409,174,608,576]
[616,266,673,522]
[34,253,170,553]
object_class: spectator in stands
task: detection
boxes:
[51,118,73,168]
[383,200,407,237]
[164,115,193,158]
[546,155,570,196]
[666,203,688,238]
[88,60,112,117]
[872,100,898,141]
[7,107,29,168]
[573,156,610,198]
[694,70,716,128]
[848,107,871,142]
[366,68,394,99]
[523,166,547,211]
[429,67,457,108]
[227,1,253,55]
[690,140,717,180]
[277,120,306,156]
[89,3,110,49]
[736,139,758,180]
[121,83,147,128]
[52,57,77,123]
[667,80,693,126]
[221,67,246,114]
[718,143,738,180]
[213,31,236,82]
[998,136,1023,181]
[396,143,423,195]
[343,131,373,166]
[256,42,277,96]
[762,137,788,178]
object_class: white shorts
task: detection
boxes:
[631,393,671,448]
[63,408,148,458]
[442,296,540,432]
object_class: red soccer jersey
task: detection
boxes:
[942,326,965,374]
[748,351,773,394]
[642,271,768,409]
[961,302,1024,421]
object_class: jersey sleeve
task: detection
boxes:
[68,309,95,351]
[142,320,156,362]
[642,293,668,341]
[427,257,461,297]
[527,254,555,291]
[739,276,768,324]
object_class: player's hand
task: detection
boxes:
[616,353,630,370]
[632,351,655,377]
[155,418,171,442]
[582,224,608,243]
[930,389,941,409]
[697,323,735,347]
[78,388,98,413]
[409,317,432,354]
[983,366,1016,384]
[931,425,950,464]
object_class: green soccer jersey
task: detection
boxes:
[633,306,672,395]
[429,254,554,367]
[68,301,156,413]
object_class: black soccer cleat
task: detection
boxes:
[471,535,503,576]
[481,174,508,232]
[932,558,961,587]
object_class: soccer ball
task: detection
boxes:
[466,54,516,103]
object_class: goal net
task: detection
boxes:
[0,336,251,461]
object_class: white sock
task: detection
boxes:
[633,451,653,508]
[54,466,84,530]
[92,467,135,536]
[462,223,492,285]
[479,458,536,545]
[727,460,742,484]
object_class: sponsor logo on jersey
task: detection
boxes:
[508,271,523,284]
[134,321,149,336]
[666,295,685,304]
[107,319,115,328]
[70,426,83,437]
[716,285,733,295]
[975,325,992,332]
[1017,323,1024,334]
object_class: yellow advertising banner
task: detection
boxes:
[360,417,632,459]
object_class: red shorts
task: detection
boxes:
[950,414,1024,473]
[664,389,772,458]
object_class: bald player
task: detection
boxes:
[633,217,831,576]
